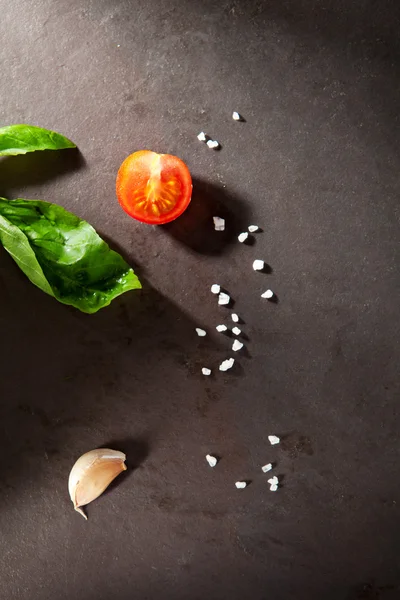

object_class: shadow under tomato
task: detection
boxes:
[161,178,251,255]
[0,147,85,197]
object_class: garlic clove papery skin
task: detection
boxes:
[68,448,127,519]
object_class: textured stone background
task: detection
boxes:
[0,1,399,598]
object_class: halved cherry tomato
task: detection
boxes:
[116,150,192,225]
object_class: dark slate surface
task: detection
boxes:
[0,1,399,599]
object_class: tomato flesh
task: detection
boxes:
[116,150,192,225]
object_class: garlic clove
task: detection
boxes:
[68,448,127,519]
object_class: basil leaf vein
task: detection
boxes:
[0,124,76,156]
[0,198,141,313]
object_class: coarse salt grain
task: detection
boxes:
[195,328,207,337]
[248,225,259,233]
[268,435,280,445]
[232,339,243,352]
[219,358,235,371]
[261,463,273,473]
[238,232,248,243]
[253,259,264,271]
[231,313,239,323]
[235,481,247,489]
[207,140,219,149]
[268,476,279,485]
[213,216,225,231]
[206,454,217,467]
[202,368,211,376]
[211,284,221,294]
[261,289,274,299]
[270,484,278,492]
[216,324,228,332]
[232,327,241,336]
[197,131,207,142]
[218,292,230,306]
[232,111,241,121]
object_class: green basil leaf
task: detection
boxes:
[0,124,76,156]
[0,212,55,297]
[0,198,141,313]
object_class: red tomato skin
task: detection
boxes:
[116,150,192,225]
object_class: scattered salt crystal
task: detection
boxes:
[261,463,273,473]
[197,131,207,142]
[206,454,217,467]
[268,435,280,445]
[261,289,274,299]
[235,481,247,489]
[253,259,264,271]
[231,313,239,323]
[218,292,230,305]
[213,216,225,231]
[202,368,211,376]
[211,284,221,294]
[195,328,207,337]
[232,326,241,336]
[269,477,279,490]
[216,324,228,332]
[232,339,243,352]
[248,225,259,233]
[207,140,219,149]
[219,358,235,371]
[238,232,248,243]
[232,111,241,121]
